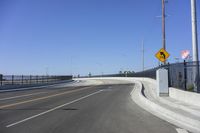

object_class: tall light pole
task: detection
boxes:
[142,40,144,71]
[191,0,199,62]
[191,0,199,92]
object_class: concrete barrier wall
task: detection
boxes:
[169,87,200,107]
[134,78,200,108]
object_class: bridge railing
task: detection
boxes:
[0,75,72,86]
[85,61,200,93]
[129,61,200,93]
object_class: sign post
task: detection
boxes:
[155,48,170,96]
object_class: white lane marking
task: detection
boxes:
[0,91,48,101]
[176,128,189,133]
[101,89,113,91]
[6,90,103,128]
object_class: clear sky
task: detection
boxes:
[0,0,200,76]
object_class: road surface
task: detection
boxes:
[0,83,178,133]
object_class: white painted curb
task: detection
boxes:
[131,80,200,133]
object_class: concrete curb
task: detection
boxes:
[134,78,200,118]
[131,79,200,133]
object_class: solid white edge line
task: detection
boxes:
[6,90,103,128]
[176,128,189,133]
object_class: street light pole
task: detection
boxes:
[191,0,199,92]
[191,0,199,62]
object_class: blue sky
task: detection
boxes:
[0,0,199,76]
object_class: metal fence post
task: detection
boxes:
[0,74,2,86]
[47,76,48,83]
[167,63,171,87]
[183,60,187,90]
[12,75,14,85]
[54,76,56,82]
[30,75,32,84]
[36,75,38,84]
[21,75,24,85]
[57,76,59,82]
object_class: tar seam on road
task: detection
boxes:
[6,90,103,128]
[0,86,93,109]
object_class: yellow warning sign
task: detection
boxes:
[155,48,170,62]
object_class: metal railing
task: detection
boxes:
[86,61,200,93]
[0,75,72,86]
[130,61,200,93]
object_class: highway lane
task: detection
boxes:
[0,81,80,99]
[0,86,93,108]
[0,84,178,133]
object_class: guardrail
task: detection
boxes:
[0,75,72,86]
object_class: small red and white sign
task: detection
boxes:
[181,50,190,59]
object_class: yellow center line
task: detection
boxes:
[0,86,93,109]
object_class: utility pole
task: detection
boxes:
[142,40,144,71]
[162,0,166,64]
[162,0,166,50]
[191,0,199,92]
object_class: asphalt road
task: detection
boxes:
[0,84,178,133]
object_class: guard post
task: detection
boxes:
[156,68,169,96]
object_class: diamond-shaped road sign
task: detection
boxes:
[155,48,170,62]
